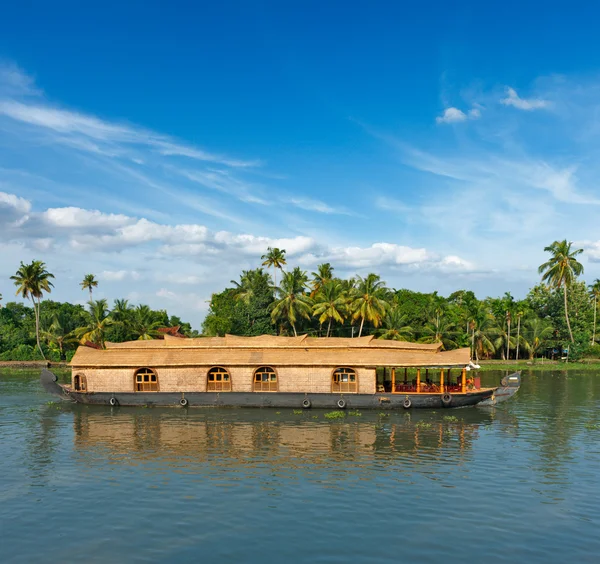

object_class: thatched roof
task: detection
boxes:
[73,335,471,368]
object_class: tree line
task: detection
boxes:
[0,263,197,362]
[1,239,599,362]
[203,240,600,361]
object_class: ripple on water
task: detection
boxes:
[1,370,600,563]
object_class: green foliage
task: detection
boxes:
[0,343,40,361]
[203,269,275,336]
[3,239,599,363]
[324,411,346,419]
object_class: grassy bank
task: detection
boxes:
[478,360,600,371]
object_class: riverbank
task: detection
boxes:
[0,360,68,369]
[478,359,600,371]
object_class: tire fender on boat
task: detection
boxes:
[109,397,118,407]
[337,399,346,409]
[302,399,311,409]
[180,398,189,407]
[442,393,452,407]
[403,397,412,409]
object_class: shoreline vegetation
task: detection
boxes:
[2,240,600,365]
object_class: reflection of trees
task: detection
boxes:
[22,402,64,485]
[485,369,598,490]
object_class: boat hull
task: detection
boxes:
[42,370,494,409]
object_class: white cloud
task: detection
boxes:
[436,107,467,124]
[500,87,549,110]
[101,270,137,281]
[2,191,474,280]
[42,207,133,229]
[156,273,202,285]
[0,190,31,216]
[436,106,481,124]
[580,241,600,262]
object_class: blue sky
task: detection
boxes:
[2,1,600,327]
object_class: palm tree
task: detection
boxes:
[469,304,499,361]
[420,314,456,350]
[0,293,3,308]
[42,314,78,360]
[231,269,271,305]
[350,274,389,337]
[312,280,347,336]
[310,263,334,297]
[111,299,133,323]
[75,299,115,348]
[270,267,312,336]
[538,240,584,343]
[494,327,516,361]
[515,309,524,361]
[588,280,600,345]
[11,260,55,359]
[80,274,98,300]
[522,316,554,360]
[131,305,162,340]
[377,306,413,341]
[261,247,287,287]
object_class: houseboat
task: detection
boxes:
[40,334,518,409]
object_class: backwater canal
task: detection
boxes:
[1,369,599,563]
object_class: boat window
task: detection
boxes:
[134,368,159,392]
[207,367,231,391]
[332,367,357,393]
[74,374,87,391]
[253,366,278,392]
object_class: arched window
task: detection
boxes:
[254,366,278,392]
[207,367,231,391]
[74,374,87,391]
[134,368,158,392]
[332,367,357,393]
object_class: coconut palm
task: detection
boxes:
[377,306,413,341]
[310,263,334,297]
[42,314,78,360]
[515,309,524,361]
[131,305,162,340]
[469,304,499,361]
[494,327,517,361]
[522,316,554,360]
[312,280,347,337]
[111,299,133,323]
[420,314,456,350]
[261,247,287,287]
[11,260,55,359]
[231,269,271,305]
[538,240,584,343]
[80,274,98,300]
[350,274,389,337]
[588,279,600,345]
[75,299,115,348]
[270,267,312,336]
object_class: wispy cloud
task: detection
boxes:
[286,197,354,215]
[500,87,549,111]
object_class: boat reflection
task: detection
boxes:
[69,407,500,473]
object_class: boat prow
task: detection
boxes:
[478,371,521,407]
[40,369,70,399]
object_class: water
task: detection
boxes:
[1,369,599,563]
